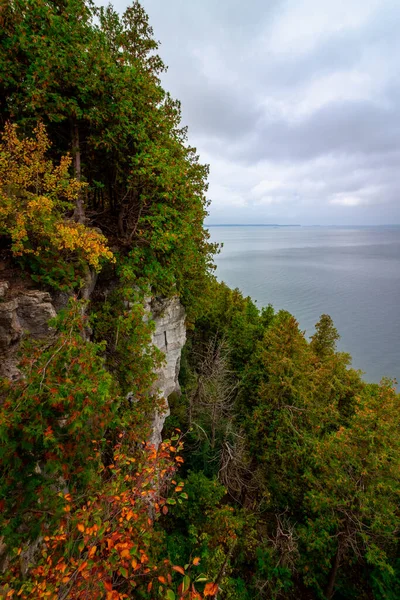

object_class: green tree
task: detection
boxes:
[0,0,107,220]
[301,379,400,599]
[311,313,340,359]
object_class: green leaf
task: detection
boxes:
[182,575,191,593]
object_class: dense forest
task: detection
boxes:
[0,1,399,599]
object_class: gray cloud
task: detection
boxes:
[103,0,400,225]
[240,98,400,162]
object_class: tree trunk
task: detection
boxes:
[118,204,126,237]
[325,547,340,599]
[71,119,84,223]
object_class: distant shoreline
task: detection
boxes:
[206,223,301,227]
[206,223,400,228]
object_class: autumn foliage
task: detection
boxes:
[0,123,114,287]
[4,440,192,599]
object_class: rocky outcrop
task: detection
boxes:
[148,297,186,447]
[0,284,57,380]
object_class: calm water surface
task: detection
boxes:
[208,226,400,385]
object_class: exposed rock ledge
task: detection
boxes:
[0,286,57,380]
[0,281,186,445]
[148,297,186,447]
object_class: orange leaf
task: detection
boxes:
[77,523,85,533]
[56,561,67,573]
[172,565,185,575]
[78,561,88,573]
[88,545,97,558]
[104,581,113,592]
[131,558,138,569]
[158,576,167,584]
[204,582,219,596]
[192,557,201,566]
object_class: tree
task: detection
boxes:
[301,379,400,599]
[0,122,113,288]
[310,314,340,359]
[0,0,107,221]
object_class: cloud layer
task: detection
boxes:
[110,0,400,224]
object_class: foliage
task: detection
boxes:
[310,313,340,359]
[300,379,400,597]
[3,438,193,600]
[168,282,400,599]
[91,282,162,396]
[0,122,113,288]
[0,300,116,547]
[0,300,213,599]
[0,0,217,313]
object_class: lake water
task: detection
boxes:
[208,226,400,385]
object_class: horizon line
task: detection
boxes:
[206,223,400,227]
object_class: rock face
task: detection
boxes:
[0,285,57,380]
[148,297,186,447]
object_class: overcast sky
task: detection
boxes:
[107,0,400,225]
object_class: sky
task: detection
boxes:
[105,0,400,225]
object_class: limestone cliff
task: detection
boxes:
[148,297,186,446]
